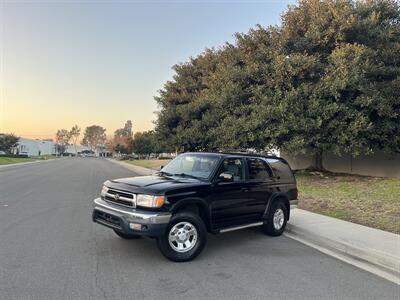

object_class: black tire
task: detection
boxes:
[157,212,207,262]
[263,200,288,236]
[113,230,141,239]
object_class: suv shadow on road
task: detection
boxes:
[100,227,293,264]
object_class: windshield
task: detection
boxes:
[161,154,220,180]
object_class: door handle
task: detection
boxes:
[241,188,249,192]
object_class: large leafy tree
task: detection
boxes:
[270,0,400,169]
[55,129,71,155]
[81,125,107,152]
[155,49,222,152]
[113,120,134,154]
[154,0,400,170]
[131,131,156,156]
[114,120,133,139]
[69,125,81,155]
[204,29,281,151]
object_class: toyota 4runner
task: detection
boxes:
[92,152,298,262]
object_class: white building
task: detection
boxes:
[38,140,56,155]
[16,138,56,156]
[15,138,100,157]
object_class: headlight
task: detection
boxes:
[101,185,108,197]
[136,194,165,208]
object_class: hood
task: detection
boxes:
[105,175,208,194]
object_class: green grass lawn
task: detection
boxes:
[0,156,36,165]
[0,155,59,165]
[124,159,171,170]
[295,171,400,234]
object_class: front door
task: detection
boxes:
[210,157,254,228]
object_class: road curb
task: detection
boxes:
[285,222,400,284]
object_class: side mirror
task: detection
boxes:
[159,165,164,170]
[218,172,234,183]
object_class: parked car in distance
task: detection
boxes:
[92,152,298,262]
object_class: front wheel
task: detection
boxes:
[263,201,288,236]
[157,212,207,262]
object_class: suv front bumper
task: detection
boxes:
[92,197,172,237]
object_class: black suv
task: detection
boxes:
[92,152,298,262]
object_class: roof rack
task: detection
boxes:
[183,150,288,163]
[198,149,282,159]
[220,151,280,158]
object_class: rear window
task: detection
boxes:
[246,158,273,181]
[266,158,294,182]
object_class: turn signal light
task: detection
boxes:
[154,196,165,207]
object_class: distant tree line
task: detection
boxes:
[153,0,400,170]
[106,121,164,156]
[1,123,162,157]
[55,124,106,155]
[52,120,162,157]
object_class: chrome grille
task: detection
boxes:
[104,188,136,208]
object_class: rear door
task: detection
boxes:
[244,157,275,216]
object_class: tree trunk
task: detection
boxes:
[313,150,325,171]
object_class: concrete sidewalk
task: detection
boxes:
[286,209,400,284]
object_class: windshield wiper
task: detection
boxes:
[173,173,202,180]
[157,170,173,177]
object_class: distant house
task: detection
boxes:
[94,144,108,157]
[65,144,90,155]
[15,138,56,156]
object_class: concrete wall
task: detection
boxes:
[281,150,400,178]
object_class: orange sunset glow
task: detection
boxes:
[1,1,287,141]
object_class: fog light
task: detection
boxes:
[129,223,142,230]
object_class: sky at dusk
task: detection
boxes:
[1,0,295,140]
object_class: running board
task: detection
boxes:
[219,222,263,233]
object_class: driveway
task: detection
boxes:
[0,158,398,299]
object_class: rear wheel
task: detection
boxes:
[113,230,141,239]
[157,212,206,262]
[263,200,288,236]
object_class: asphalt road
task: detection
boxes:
[0,158,398,300]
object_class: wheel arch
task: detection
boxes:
[169,198,211,230]
[264,193,290,220]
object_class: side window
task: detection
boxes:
[218,158,244,182]
[246,158,272,181]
